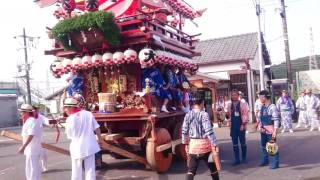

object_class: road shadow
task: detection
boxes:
[43,168,71,174]
[0,141,19,148]
[218,131,320,175]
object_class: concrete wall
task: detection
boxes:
[0,96,19,128]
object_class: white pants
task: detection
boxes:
[25,154,41,180]
[306,110,319,128]
[40,148,48,172]
[297,110,309,126]
[71,155,96,180]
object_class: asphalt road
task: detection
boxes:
[1,124,320,180]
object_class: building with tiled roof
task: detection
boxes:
[194,32,272,122]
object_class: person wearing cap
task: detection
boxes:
[63,98,102,180]
[304,89,320,131]
[257,90,280,169]
[18,104,43,180]
[276,90,295,133]
[32,105,50,173]
[295,90,309,128]
[225,89,249,165]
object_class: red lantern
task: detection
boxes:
[139,48,156,68]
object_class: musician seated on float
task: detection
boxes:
[162,65,182,111]
[140,50,172,113]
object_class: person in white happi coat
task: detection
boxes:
[63,98,102,180]
[33,105,50,172]
[18,104,43,180]
[295,90,309,128]
[304,89,320,131]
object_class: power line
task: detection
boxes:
[14,28,40,104]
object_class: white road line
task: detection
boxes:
[47,159,69,168]
[0,167,14,173]
[0,139,14,142]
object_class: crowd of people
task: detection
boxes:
[16,87,319,180]
[18,97,102,180]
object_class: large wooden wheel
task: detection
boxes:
[173,122,188,160]
[146,128,173,173]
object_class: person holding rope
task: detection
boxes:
[18,104,43,180]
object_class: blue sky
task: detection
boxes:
[0,0,319,87]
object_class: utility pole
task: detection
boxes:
[256,0,265,90]
[15,28,39,104]
[279,0,293,95]
[309,27,319,70]
[23,28,32,105]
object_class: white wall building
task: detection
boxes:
[194,33,272,122]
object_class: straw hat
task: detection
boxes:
[63,97,79,107]
[18,104,34,112]
[305,89,312,93]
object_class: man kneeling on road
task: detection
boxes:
[64,97,103,180]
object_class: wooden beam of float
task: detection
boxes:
[156,139,182,153]
[1,130,70,156]
[99,140,149,167]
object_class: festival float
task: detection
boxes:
[37,0,205,172]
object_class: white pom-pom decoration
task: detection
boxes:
[72,57,82,70]
[113,52,125,64]
[92,54,103,66]
[124,49,137,63]
[62,58,73,72]
[102,52,113,65]
[82,55,92,68]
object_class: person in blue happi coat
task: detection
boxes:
[257,90,280,169]
[67,73,84,96]
[141,58,171,113]
[162,65,183,111]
